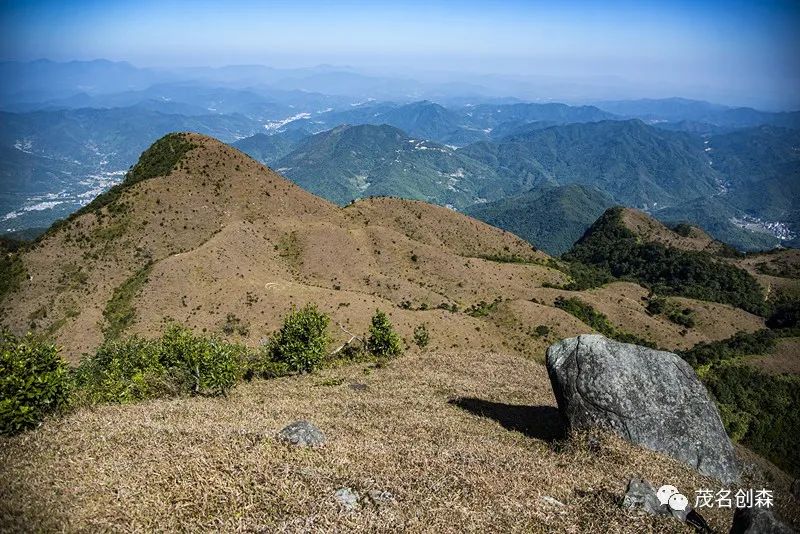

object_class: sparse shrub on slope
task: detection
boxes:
[413,323,430,348]
[0,250,26,305]
[267,304,330,373]
[0,331,71,435]
[367,309,402,358]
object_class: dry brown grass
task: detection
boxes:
[2,350,798,533]
[746,337,800,376]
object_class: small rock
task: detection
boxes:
[334,487,360,511]
[349,383,368,391]
[622,478,669,516]
[730,507,794,534]
[278,421,325,447]
[366,489,395,507]
[539,495,565,507]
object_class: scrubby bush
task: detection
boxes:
[367,310,402,358]
[160,325,244,396]
[74,336,168,404]
[534,325,550,337]
[413,323,430,348]
[267,304,330,373]
[1,332,71,435]
[75,325,245,404]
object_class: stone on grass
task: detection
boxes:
[546,335,739,484]
[278,420,325,447]
[622,478,669,516]
[334,487,360,511]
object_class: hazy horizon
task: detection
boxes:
[2,0,799,110]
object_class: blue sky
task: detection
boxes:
[1,0,798,108]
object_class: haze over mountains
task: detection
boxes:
[2,59,799,254]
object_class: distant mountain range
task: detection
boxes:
[1,62,798,253]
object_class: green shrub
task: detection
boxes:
[413,323,430,348]
[647,295,695,328]
[1,331,71,435]
[534,325,550,337]
[160,325,243,396]
[74,336,170,404]
[367,310,402,358]
[465,297,502,317]
[75,325,245,404]
[268,304,330,373]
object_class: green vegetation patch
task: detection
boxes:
[1,331,71,435]
[102,264,152,341]
[676,326,799,477]
[266,304,330,373]
[554,296,655,347]
[564,208,768,315]
[367,309,402,358]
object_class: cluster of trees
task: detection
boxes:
[563,208,768,315]
[1,305,405,436]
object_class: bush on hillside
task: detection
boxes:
[0,331,71,435]
[678,329,776,368]
[413,323,430,348]
[367,310,402,358]
[267,304,330,373]
[74,325,245,404]
[160,325,244,396]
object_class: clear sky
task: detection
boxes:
[1,0,798,109]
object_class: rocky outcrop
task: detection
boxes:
[546,334,739,483]
[730,507,795,534]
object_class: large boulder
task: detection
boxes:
[546,334,739,484]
